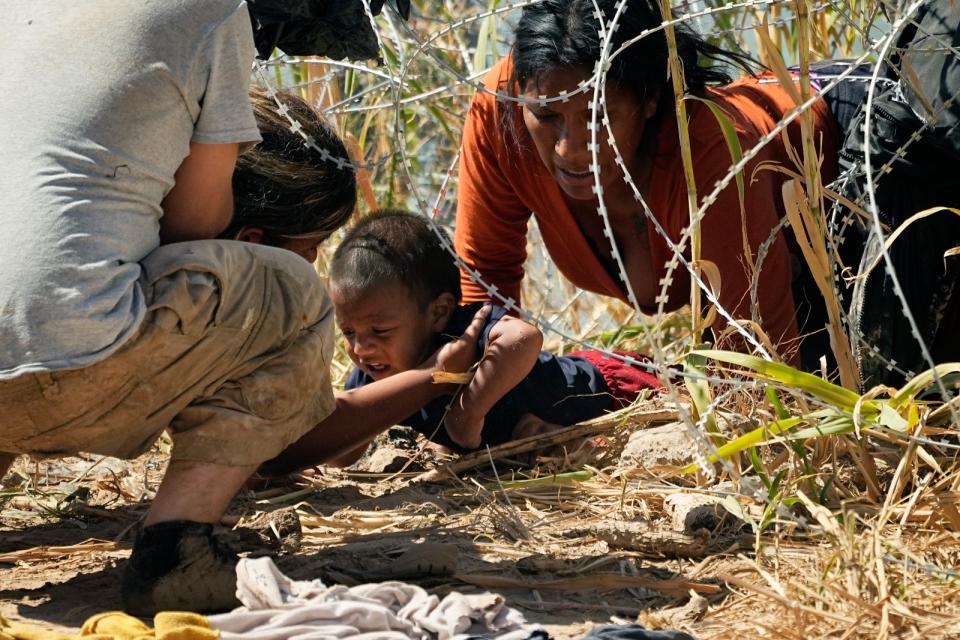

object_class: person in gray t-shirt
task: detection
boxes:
[0,1,339,615]
[0,0,475,616]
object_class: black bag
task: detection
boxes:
[898,0,960,159]
[247,0,411,61]
[830,0,960,388]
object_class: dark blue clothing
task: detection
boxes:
[344,303,613,452]
[581,624,696,640]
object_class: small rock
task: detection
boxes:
[385,426,420,449]
[352,427,424,473]
[639,590,709,630]
[356,446,411,473]
[229,506,303,554]
[664,493,726,534]
[618,422,695,472]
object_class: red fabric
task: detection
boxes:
[568,349,663,408]
[454,59,841,361]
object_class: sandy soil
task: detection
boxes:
[8,423,957,640]
[0,428,720,640]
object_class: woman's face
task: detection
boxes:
[232,225,323,264]
[521,67,656,201]
[277,237,322,264]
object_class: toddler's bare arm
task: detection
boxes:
[443,315,543,449]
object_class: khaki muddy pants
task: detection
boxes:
[0,241,335,467]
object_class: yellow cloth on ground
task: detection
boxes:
[0,612,218,640]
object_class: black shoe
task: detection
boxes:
[122,520,240,616]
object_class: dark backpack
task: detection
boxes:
[898,0,960,160]
[830,0,960,388]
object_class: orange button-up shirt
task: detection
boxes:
[454,58,839,353]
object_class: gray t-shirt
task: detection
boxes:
[0,1,261,378]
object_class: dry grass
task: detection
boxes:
[2,1,959,637]
[3,394,960,638]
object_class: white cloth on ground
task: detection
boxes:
[208,556,537,640]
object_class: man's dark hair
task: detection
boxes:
[329,208,462,308]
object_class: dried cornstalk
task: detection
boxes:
[418,407,679,479]
[0,539,118,564]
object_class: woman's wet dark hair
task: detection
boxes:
[224,86,357,246]
[512,0,756,107]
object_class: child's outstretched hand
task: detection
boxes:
[259,306,493,477]
[427,303,492,377]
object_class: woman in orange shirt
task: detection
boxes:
[454,0,841,369]
[455,0,960,389]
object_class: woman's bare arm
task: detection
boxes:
[262,305,492,474]
[159,141,239,244]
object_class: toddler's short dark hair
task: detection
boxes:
[329,209,461,308]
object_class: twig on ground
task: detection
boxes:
[417,407,679,481]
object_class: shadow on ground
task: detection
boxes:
[2,561,126,629]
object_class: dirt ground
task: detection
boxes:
[0,419,732,639]
[4,418,960,640]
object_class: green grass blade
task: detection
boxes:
[694,350,861,410]
[682,416,804,473]
[890,363,960,408]
[685,351,718,437]
[687,97,745,210]
[494,470,594,489]
[789,416,856,440]
[765,387,791,420]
